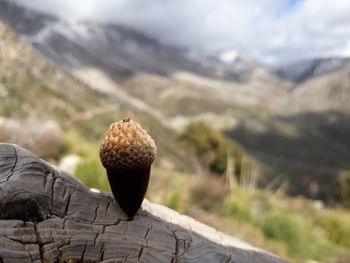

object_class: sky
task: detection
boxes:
[10,0,350,64]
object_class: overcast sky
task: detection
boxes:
[11,0,350,64]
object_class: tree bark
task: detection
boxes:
[0,143,288,263]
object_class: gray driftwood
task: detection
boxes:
[0,143,288,263]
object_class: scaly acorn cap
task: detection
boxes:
[99,117,157,219]
[99,117,157,170]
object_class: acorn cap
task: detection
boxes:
[99,118,157,170]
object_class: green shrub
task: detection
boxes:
[165,191,181,211]
[210,144,229,174]
[74,153,110,192]
[222,190,253,222]
[178,121,243,175]
[316,211,350,247]
[67,135,110,192]
[178,121,222,154]
[335,170,350,207]
[258,213,342,260]
[219,187,346,261]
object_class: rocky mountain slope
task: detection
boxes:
[0,20,196,172]
[0,20,106,118]
[288,64,350,113]
[276,57,350,83]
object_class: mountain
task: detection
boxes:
[0,0,56,35]
[276,57,350,83]
[0,0,232,80]
[1,0,349,86]
[1,0,350,202]
[288,64,350,112]
[0,0,290,128]
[214,50,265,73]
[0,0,284,84]
[226,63,350,198]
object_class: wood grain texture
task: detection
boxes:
[0,143,289,263]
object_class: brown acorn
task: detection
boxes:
[99,117,157,219]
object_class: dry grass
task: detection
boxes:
[145,166,350,263]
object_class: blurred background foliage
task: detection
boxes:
[2,115,349,262]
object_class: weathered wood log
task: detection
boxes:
[0,143,288,263]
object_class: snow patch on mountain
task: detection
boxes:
[219,50,240,63]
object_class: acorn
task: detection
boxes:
[99,117,157,219]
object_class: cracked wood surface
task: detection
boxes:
[0,143,289,263]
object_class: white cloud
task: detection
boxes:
[10,0,350,64]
